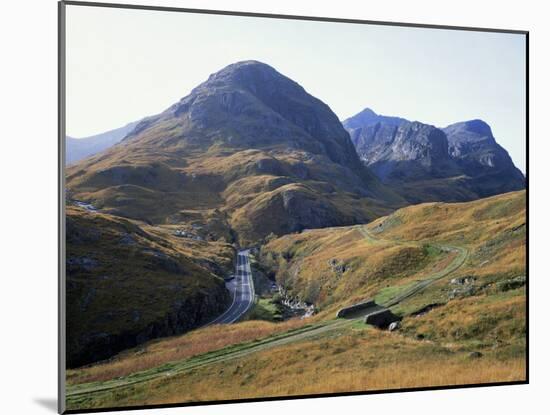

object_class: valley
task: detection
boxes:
[65,190,526,410]
[64,60,526,411]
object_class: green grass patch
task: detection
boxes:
[246,298,283,322]
[374,280,419,305]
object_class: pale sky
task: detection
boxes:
[66,5,527,172]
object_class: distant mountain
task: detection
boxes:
[343,108,524,203]
[343,107,407,130]
[66,121,139,165]
[444,120,525,197]
[67,61,404,244]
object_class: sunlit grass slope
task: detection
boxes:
[65,191,525,410]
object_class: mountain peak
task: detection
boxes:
[207,60,278,81]
[164,60,370,169]
[119,60,394,183]
[197,60,302,95]
[213,59,274,72]
[444,119,493,141]
[356,107,378,118]
[342,108,378,129]
[342,108,407,130]
[67,61,405,245]
[462,119,493,136]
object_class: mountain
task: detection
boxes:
[343,107,407,130]
[66,61,404,244]
[343,108,524,203]
[66,121,140,165]
[444,120,525,197]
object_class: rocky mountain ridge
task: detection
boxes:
[343,108,524,203]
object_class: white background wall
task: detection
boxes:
[0,0,545,414]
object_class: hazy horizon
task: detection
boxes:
[66,5,527,172]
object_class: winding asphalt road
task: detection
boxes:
[207,249,255,325]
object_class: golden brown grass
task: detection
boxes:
[367,190,525,248]
[68,326,524,410]
[65,191,526,411]
[155,331,525,403]
[261,225,450,312]
[261,190,525,314]
[67,319,307,385]
[403,289,526,344]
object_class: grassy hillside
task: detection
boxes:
[65,191,525,410]
[259,190,526,359]
[66,205,235,367]
[66,319,524,410]
[67,146,399,245]
[260,226,443,312]
[66,319,308,385]
[261,190,525,313]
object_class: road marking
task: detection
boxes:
[205,250,256,326]
[204,253,242,326]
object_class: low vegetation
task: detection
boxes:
[67,319,307,385]
[65,205,235,367]
[63,60,526,412]
[65,191,526,410]
[67,323,524,410]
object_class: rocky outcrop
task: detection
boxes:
[444,120,525,198]
[388,321,401,331]
[343,109,525,203]
[352,120,462,182]
[496,275,526,292]
[276,286,315,319]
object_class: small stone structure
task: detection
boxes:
[336,300,376,318]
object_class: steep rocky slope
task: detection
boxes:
[444,119,525,197]
[343,109,524,203]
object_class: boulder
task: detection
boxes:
[449,285,477,299]
[388,321,401,331]
[450,276,476,285]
